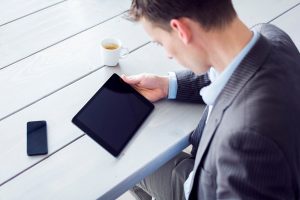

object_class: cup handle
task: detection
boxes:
[120,47,129,59]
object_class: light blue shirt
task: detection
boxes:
[168,31,259,104]
[200,31,260,106]
[167,31,260,199]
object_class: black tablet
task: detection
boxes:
[72,73,154,157]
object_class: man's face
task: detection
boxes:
[140,18,210,74]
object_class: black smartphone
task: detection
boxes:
[27,120,48,156]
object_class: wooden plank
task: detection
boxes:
[0,0,131,69]
[0,0,65,26]
[0,43,187,187]
[0,16,150,121]
[233,0,300,26]
[271,4,300,49]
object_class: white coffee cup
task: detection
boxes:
[100,38,129,66]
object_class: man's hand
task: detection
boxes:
[121,73,169,102]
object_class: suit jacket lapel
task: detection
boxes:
[190,106,209,156]
[192,33,272,181]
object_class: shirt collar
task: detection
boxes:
[200,31,260,105]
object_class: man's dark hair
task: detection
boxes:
[128,0,237,31]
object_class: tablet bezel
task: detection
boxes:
[72,73,154,157]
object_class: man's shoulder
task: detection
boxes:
[252,23,288,40]
[225,24,300,135]
[250,24,300,83]
[252,23,299,53]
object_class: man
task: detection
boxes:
[122,0,300,199]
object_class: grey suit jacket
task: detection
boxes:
[175,24,300,199]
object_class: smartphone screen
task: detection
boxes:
[27,121,48,156]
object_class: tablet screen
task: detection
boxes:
[72,73,154,157]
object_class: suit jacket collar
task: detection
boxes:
[192,33,272,175]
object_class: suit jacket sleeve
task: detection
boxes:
[175,70,211,103]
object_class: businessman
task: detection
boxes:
[122,0,300,199]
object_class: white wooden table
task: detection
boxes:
[0,1,299,199]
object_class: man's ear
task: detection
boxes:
[170,18,191,44]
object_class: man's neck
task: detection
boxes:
[203,18,253,73]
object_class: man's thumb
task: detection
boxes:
[121,74,141,85]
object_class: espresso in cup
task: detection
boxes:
[103,43,119,50]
